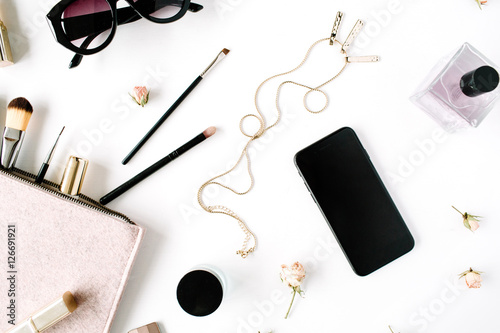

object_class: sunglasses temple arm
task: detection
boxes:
[189,3,203,12]
[68,33,99,69]
[69,54,83,69]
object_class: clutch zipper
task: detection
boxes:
[0,167,134,225]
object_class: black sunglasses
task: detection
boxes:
[46,0,203,68]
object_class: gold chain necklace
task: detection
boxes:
[197,12,379,258]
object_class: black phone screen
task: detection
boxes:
[294,127,414,276]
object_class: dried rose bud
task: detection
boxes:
[280,262,306,288]
[459,268,483,289]
[130,86,150,107]
[280,262,306,319]
[452,206,481,232]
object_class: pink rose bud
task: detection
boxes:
[280,262,306,319]
[468,218,480,231]
[459,268,483,289]
[465,272,482,288]
[280,262,306,288]
[130,86,150,107]
[452,206,481,232]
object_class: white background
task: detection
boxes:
[1,0,500,332]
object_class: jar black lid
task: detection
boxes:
[460,65,500,97]
[177,270,223,316]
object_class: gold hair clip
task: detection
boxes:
[347,55,380,63]
[198,11,380,258]
[332,11,380,63]
[329,11,343,45]
[342,19,364,52]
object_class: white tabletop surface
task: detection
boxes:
[2,0,499,332]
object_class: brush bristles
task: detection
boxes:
[203,126,217,138]
[6,97,33,131]
[8,97,33,113]
[222,48,230,55]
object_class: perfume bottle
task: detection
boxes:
[411,43,500,132]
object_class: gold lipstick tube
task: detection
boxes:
[0,18,14,67]
[6,292,77,333]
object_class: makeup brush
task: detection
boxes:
[1,97,33,169]
[121,48,230,165]
[35,126,65,184]
[101,127,216,205]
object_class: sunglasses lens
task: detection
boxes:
[62,0,113,51]
[132,0,184,19]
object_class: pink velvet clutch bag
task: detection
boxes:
[0,169,144,333]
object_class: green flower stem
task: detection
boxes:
[285,289,297,319]
[451,206,463,215]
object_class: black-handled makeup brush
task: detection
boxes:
[35,126,65,184]
[121,48,229,165]
[101,126,216,205]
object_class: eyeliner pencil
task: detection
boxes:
[122,48,229,165]
[35,126,65,184]
[101,127,216,205]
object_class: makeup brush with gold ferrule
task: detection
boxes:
[1,97,33,169]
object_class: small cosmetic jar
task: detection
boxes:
[176,265,225,316]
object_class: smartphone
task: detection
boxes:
[294,127,414,276]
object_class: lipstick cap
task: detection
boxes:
[60,156,88,196]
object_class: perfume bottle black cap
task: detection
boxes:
[460,65,499,97]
